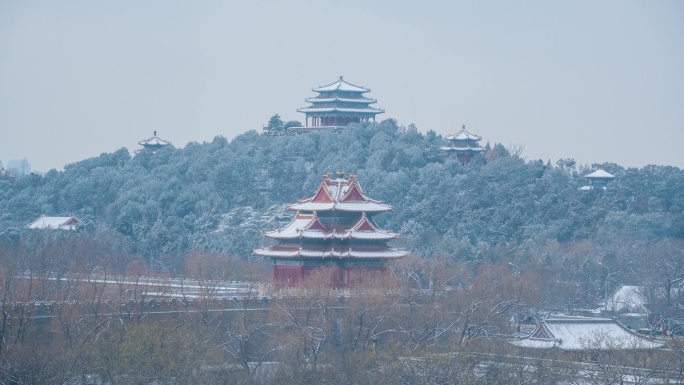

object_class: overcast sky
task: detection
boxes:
[1,1,683,172]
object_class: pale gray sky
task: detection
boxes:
[1,0,683,172]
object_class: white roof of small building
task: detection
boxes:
[313,76,370,93]
[138,131,172,147]
[27,215,80,230]
[584,169,615,179]
[445,126,482,142]
[511,315,661,350]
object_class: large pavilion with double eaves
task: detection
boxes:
[293,76,384,132]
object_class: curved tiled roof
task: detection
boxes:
[289,173,392,213]
[511,315,662,350]
[445,125,482,141]
[584,169,615,179]
[313,76,370,93]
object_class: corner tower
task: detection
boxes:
[253,171,405,288]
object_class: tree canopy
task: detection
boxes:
[0,120,682,271]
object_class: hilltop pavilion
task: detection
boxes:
[253,171,405,288]
[294,76,384,132]
[137,131,172,153]
[440,125,484,164]
[579,169,615,190]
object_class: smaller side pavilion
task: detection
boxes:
[28,215,80,230]
[511,315,661,350]
[294,76,384,132]
[137,131,172,153]
[440,125,484,164]
[579,169,615,190]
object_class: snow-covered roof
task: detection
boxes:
[445,126,482,142]
[440,145,484,152]
[253,245,406,259]
[138,131,172,147]
[27,215,80,230]
[305,96,377,104]
[290,201,392,212]
[313,76,370,93]
[288,173,392,213]
[265,212,399,240]
[584,169,615,179]
[511,315,662,350]
[605,285,647,312]
[297,106,385,114]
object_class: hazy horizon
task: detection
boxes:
[2,1,683,172]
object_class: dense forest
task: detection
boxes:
[2,119,683,258]
[1,120,684,383]
[1,119,683,310]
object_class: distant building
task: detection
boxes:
[293,76,384,132]
[6,159,31,176]
[579,169,615,190]
[511,314,661,350]
[253,171,405,288]
[0,167,15,182]
[137,131,172,153]
[27,215,80,230]
[440,125,484,164]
